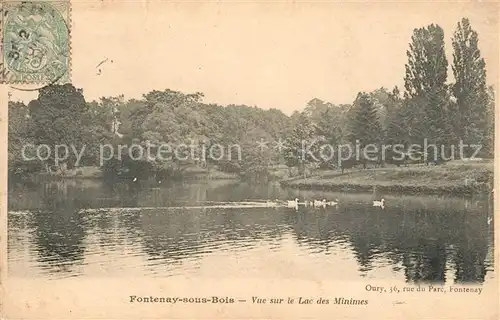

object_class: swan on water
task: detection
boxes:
[487,217,493,225]
[265,200,279,207]
[327,199,339,206]
[299,200,311,207]
[373,198,385,208]
[287,198,299,208]
[313,199,327,207]
[133,177,137,182]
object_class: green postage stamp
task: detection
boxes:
[0,0,70,84]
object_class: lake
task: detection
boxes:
[7,179,495,285]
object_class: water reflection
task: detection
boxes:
[8,180,494,283]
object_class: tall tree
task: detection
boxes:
[404,24,451,156]
[347,92,382,148]
[283,112,318,178]
[28,84,90,170]
[451,18,490,155]
[369,87,392,134]
[385,86,410,146]
[483,86,495,157]
[90,95,124,135]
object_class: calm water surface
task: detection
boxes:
[8,179,495,284]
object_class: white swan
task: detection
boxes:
[133,177,137,182]
[487,217,492,225]
[313,199,327,208]
[287,198,299,208]
[373,198,385,208]
[265,200,279,208]
[327,199,339,206]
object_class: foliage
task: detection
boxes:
[404,24,451,150]
[347,92,383,147]
[451,18,491,156]
[7,17,495,182]
[283,112,318,177]
[8,101,43,176]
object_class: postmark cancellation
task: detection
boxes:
[0,0,71,84]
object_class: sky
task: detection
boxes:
[9,0,499,115]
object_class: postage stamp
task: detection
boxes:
[0,0,70,84]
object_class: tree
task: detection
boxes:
[89,95,124,135]
[8,101,42,176]
[239,127,274,181]
[83,98,120,166]
[404,24,448,99]
[313,106,344,168]
[28,84,89,170]
[483,86,495,157]
[369,87,392,134]
[283,112,318,178]
[385,86,410,146]
[347,92,383,148]
[117,98,149,141]
[404,24,451,159]
[451,18,490,156]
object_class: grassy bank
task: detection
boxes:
[280,160,494,195]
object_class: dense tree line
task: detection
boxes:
[282,18,494,174]
[8,18,494,180]
[8,85,292,180]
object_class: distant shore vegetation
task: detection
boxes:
[8,18,494,192]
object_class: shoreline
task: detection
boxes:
[9,161,494,197]
[279,161,493,196]
[8,174,241,183]
[279,179,490,196]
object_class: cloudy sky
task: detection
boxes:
[9,0,499,114]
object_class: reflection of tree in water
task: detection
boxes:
[12,180,492,281]
[285,205,386,271]
[284,211,309,243]
[28,181,89,273]
[284,209,342,254]
[99,180,286,209]
[452,215,488,283]
[392,208,447,283]
[139,207,287,264]
[140,210,201,263]
[341,207,384,272]
[401,239,447,283]
[102,181,247,208]
[284,199,490,283]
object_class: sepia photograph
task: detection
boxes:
[0,1,498,319]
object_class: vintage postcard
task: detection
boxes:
[0,0,498,319]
